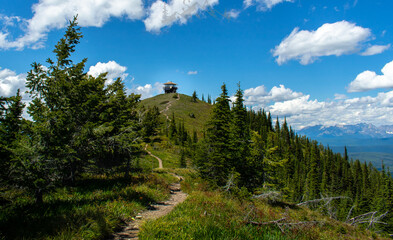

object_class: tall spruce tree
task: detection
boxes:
[0,90,25,186]
[20,17,141,202]
[230,83,250,185]
[195,83,231,185]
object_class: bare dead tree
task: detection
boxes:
[252,191,282,202]
[297,195,351,219]
[222,172,238,192]
[346,211,389,230]
[297,196,351,207]
[245,217,323,233]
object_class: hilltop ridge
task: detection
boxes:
[141,93,213,134]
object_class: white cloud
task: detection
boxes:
[88,61,129,85]
[347,60,393,92]
[225,9,240,19]
[361,44,390,56]
[244,84,303,106]
[243,0,294,11]
[0,68,26,97]
[272,21,372,65]
[187,70,198,75]
[0,0,144,50]
[243,84,393,129]
[334,93,347,100]
[144,0,219,32]
[131,82,163,99]
[268,95,324,117]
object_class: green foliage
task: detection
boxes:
[190,83,393,234]
[141,93,212,137]
[191,90,198,103]
[139,190,386,240]
[2,17,145,204]
[0,89,25,186]
[0,171,175,239]
[195,83,232,186]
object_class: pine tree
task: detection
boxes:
[191,90,198,102]
[20,17,142,202]
[0,90,25,185]
[230,83,250,185]
[195,83,231,185]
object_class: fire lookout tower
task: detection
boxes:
[163,81,178,93]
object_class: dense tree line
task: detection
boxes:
[193,83,393,232]
[0,18,159,203]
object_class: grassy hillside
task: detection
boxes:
[141,93,212,134]
[0,156,177,239]
[137,93,391,240]
[139,171,389,240]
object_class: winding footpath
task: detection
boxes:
[144,144,163,169]
[111,94,187,240]
[160,93,180,121]
[111,176,187,240]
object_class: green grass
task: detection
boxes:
[0,170,177,239]
[139,190,389,240]
[141,93,212,136]
[146,138,183,168]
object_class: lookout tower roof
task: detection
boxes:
[164,81,177,85]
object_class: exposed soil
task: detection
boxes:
[160,93,180,121]
[144,144,163,169]
[111,179,187,240]
[111,115,187,239]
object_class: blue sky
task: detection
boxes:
[1,0,393,129]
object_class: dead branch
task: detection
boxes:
[346,211,388,230]
[246,218,323,233]
[297,196,350,206]
[252,191,282,202]
[222,173,238,192]
[246,217,286,226]
[346,205,355,222]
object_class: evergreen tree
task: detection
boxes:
[195,83,231,185]
[0,90,25,186]
[18,17,142,202]
[230,83,250,185]
[191,90,198,102]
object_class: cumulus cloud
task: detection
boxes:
[0,0,144,50]
[361,44,390,56]
[144,0,218,32]
[243,84,393,129]
[0,68,26,97]
[187,70,198,75]
[243,0,294,10]
[268,95,324,117]
[131,82,163,99]
[88,61,129,85]
[272,21,373,65]
[347,60,393,92]
[244,84,303,106]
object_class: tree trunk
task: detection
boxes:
[35,189,43,204]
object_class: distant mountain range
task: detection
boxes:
[298,123,393,171]
[298,123,393,139]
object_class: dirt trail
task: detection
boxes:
[111,179,187,240]
[144,144,163,169]
[160,93,180,121]
[111,138,187,240]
